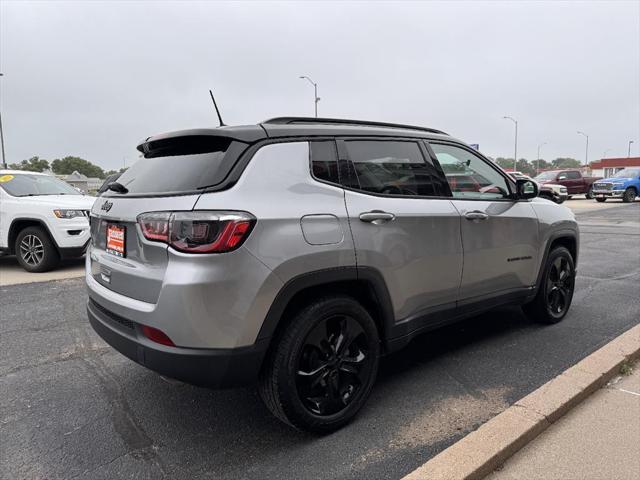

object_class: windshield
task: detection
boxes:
[0,173,81,197]
[613,168,640,178]
[534,171,558,181]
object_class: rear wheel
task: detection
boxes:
[623,187,637,203]
[259,296,380,433]
[15,226,60,273]
[596,197,606,203]
[586,186,594,199]
[523,246,575,324]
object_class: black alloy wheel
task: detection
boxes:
[523,246,575,324]
[545,256,574,319]
[259,295,380,433]
[296,314,373,416]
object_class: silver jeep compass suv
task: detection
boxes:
[86,117,578,432]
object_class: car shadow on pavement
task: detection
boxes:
[89,306,537,476]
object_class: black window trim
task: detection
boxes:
[426,140,519,202]
[308,138,343,189]
[335,136,454,200]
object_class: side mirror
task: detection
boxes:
[516,178,538,200]
[558,174,567,181]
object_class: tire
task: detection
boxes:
[523,246,575,324]
[14,226,60,273]
[567,196,573,200]
[596,197,606,203]
[258,295,380,433]
[622,187,637,203]
[586,186,594,199]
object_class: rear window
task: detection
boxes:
[108,136,246,196]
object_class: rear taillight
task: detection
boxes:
[137,211,255,253]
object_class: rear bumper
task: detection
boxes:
[87,298,269,388]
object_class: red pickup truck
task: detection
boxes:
[533,169,601,198]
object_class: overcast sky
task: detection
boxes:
[1,0,639,171]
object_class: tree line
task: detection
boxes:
[10,153,583,180]
[492,157,582,177]
[8,156,126,179]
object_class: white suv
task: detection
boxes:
[0,170,96,272]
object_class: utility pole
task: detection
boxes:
[0,73,6,169]
[299,75,320,118]
[536,142,547,176]
[577,131,589,166]
[503,116,518,171]
[629,140,634,158]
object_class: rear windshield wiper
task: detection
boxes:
[107,182,129,194]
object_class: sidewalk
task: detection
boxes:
[486,366,640,480]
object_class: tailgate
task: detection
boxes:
[89,195,201,303]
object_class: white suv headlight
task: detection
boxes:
[53,209,87,219]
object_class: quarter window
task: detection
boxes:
[310,141,339,185]
[344,140,445,197]
[430,143,511,199]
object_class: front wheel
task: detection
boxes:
[586,186,594,199]
[622,187,637,203]
[15,226,60,272]
[259,296,380,433]
[523,246,575,324]
[596,197,606,203]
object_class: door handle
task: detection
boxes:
[464,210,489,222]
[359,210,396,224]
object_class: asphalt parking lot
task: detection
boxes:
[1,200,639,480]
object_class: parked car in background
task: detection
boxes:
[534,169,601,199]
[510,171,568,204]
[591,168,640,203]
[86,117,579,433]
[0,170,96,272]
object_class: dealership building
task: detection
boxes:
[590,157,640,178]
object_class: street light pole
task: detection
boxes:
[577,131,589,166]
[299,75,320,118]
[629,140,634,158]
[536,142,547,176]
[503,116,518,171]
[0,73,6,169]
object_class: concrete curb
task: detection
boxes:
[402,323,640,480]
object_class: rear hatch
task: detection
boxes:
[89,134,251,303]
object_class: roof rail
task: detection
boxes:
[262,117,448,136]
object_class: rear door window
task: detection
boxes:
[343,140,447,197]
[108,136,246,196]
